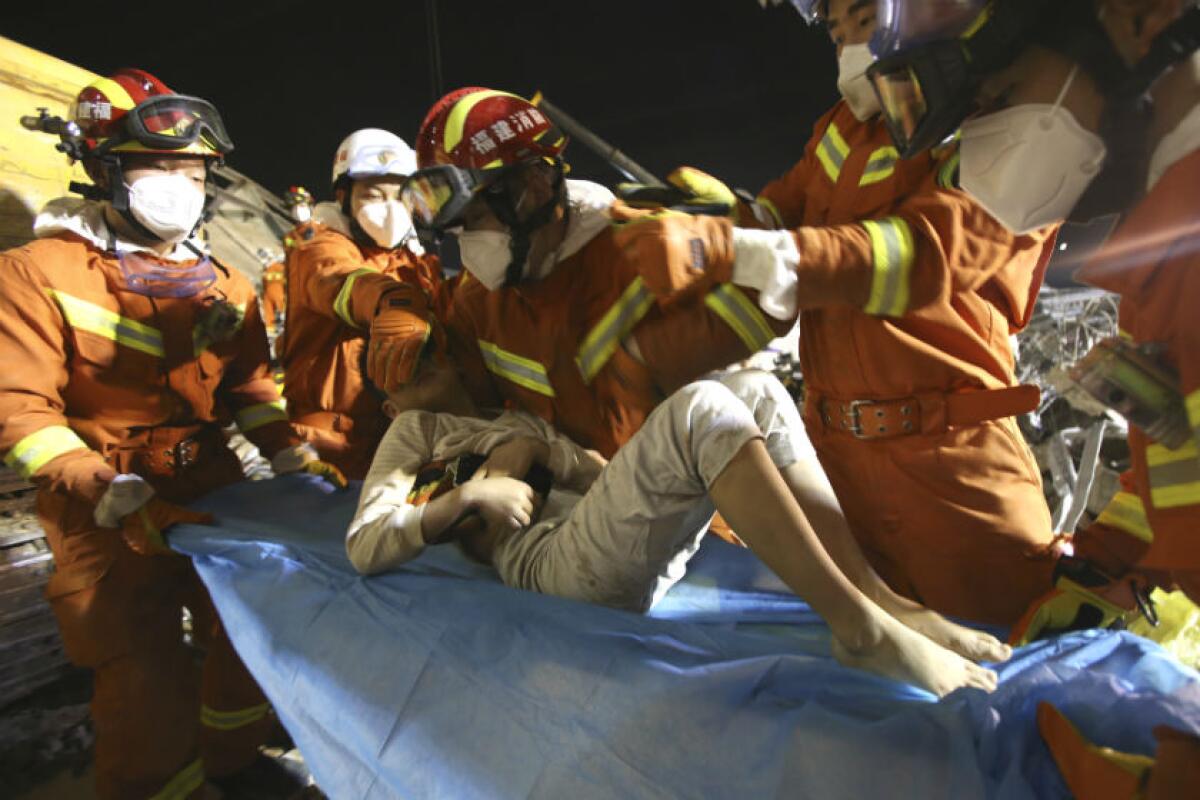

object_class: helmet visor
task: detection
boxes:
[400,165,484,231]
[868,43,977,157]
[871,0,988,57]
[121,95,234,155]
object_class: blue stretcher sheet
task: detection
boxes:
[172,475,1200,800]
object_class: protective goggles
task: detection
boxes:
[110,94,234,156]
[400,165,486,231]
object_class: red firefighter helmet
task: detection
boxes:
[415,87,567,171]
[69,67,233,158]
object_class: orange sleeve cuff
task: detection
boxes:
[790,224,874,310]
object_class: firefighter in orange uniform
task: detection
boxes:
[0,69,343,799]
[617,0,1059,626]
[864,0,1200,794]
[257,247,286,339]
[280,129,443,479]
[403,88,793,464]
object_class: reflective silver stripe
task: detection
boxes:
[861,217,915,317]
[1147,440,1200,508]
[859,146,899,186]
[4,426,89,479]
[48,289,164,357]
[576,277,655,383]
[478,340,556,397]
[704,284,776,354]
[815,122,849,183]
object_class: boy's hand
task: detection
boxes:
[475,437,550,480]
[462,477,539,532]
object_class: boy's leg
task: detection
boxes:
[718,371,1009,662]
[490,379,762,611]
[707,439,1000,697]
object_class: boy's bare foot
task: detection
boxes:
[884,603,1013,664]
[831,610,1000,698]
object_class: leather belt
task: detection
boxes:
[807,384,1040,440]
[104,424,221,473]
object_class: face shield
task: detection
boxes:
[109,94,235,156]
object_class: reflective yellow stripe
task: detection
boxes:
[148,757,204,800]
[815,122,850,183]
[755,196,784,228]
[478,340,555,397]
[937,151,961,189]
[704,284,777,354]
[235,401,288,433]
[200,702,271,731]
[444,89,525,154]
[48,289,164,357]
[1095,491,1154,544]
[333,268,376,329]
[88,77,136,112]
[193,303,246,355]
[1187,387,1200,446]
[1147,439,1200,508]
[4,426,89,479]
[861,217,916,317]
[575,277,655,383]
[859,146,899,187]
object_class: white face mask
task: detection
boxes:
[126,173,206,244]
[959,66,1107,234]
[293,205,312,223]
[836,44,881,121]
[457,229,514,290]
[355,200,413,249]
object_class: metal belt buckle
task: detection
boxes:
[172,438,198,470]
[843,399,872,439]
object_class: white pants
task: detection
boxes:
[491,370,813,612]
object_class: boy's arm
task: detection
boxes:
[346,410,443,574]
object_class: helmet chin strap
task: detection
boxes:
[483,161,567,288]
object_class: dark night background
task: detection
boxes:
[4,0,839,200]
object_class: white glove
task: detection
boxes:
[94,474,156,528]
[731,227,801,320]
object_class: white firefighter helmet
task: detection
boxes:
[331,128,417,187]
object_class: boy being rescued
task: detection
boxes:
[345,359,1011,698]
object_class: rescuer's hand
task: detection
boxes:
[121,497,215,556]
[271,444,349,490]
[367,289,437,393]
[611,210,735,304]
[666,166,737,212]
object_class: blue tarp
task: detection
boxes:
[172,475,1200,799]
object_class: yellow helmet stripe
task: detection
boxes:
[444,89,525,155]
[88,76,137,111]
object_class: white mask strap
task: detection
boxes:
[1051,65,1081,113]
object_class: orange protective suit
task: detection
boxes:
[281,222,442,478]
[447,200,791,459]
[1072,149,1200,604]
[0,220,298,799]
[260,259,286,337]
[756,101,1057,625]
